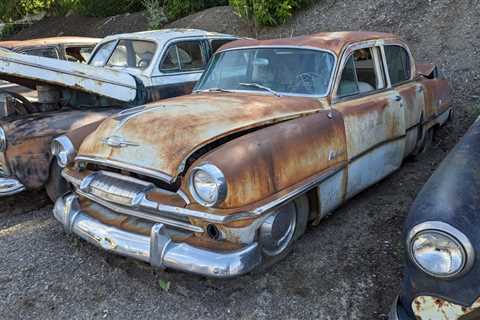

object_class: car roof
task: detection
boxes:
[99,28,236,43]
[219,31,401,56]
[0,36,100,49]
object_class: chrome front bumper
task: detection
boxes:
[0,177,25,196]
[53,193,262,278]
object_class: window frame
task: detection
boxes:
[335,45,387,100]
[20,46,61,60]
[382,44,414,87]
[159,39,208,75]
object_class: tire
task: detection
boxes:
[45,161,71,202]
[254,194,310,272]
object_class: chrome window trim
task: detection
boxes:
[199,45,338,98]
[407,221,475,279]
[75,156,175,184]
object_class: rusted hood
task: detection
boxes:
[0,48,139,103]
[78,93,327,181]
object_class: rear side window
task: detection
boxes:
[160,41,206,73]
[384,45,411,85]
[23,47,59,59]
[211,39,233,53]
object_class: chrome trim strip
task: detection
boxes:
[0,177,25,196]
[54,194,262,278]
[66,162,345,224]
[407,221,475,279]
[75,156,175,184]
[77,190,204,233]
[249,162,346,216]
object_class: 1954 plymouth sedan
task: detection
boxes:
[0,29,237,199]
[52,32,451,277]
[390,116,480,320]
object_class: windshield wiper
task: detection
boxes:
[239,82,281,97]
[194,87,232,93]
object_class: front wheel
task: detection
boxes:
[45,161,71,202]
[254,194,310,271]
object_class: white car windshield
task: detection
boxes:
[196,47,335,96]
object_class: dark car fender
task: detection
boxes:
[399,116,480,317]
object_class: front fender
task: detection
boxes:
[399,116,480,317]
[183,109,347,210]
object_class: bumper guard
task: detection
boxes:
[0,177,25,196]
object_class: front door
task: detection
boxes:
[333,43,406,200]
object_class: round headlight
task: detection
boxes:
[0,127,6,152]
[189,164,227,207]
[51,135,75,168]
[408,221,474,278]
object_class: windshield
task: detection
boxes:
[89,39,157,70]
[195,48,335,96]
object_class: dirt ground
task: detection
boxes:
[1,1,480,319]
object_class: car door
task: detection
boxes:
[332,42,406,200]
[149,39,208,100]
[382,43,424,157]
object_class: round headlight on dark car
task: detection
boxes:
[0,127,6,152]
[189,163,227,207]
[408,221,474,278]
[51,135,76,168]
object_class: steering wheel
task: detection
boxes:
[293,72,323,94]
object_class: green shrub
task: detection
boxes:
[0,0,55,22]
[230,0,311,26]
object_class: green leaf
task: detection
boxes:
[158,279,171,292]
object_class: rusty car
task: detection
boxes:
[0,29,238,199]
[390,117,480,320]
[52,31,451,277]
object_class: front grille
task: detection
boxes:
[84,163,179,192]
[81,171,153,207]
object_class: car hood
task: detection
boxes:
[78,92,328,182]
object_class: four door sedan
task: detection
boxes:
[52,31,451,277]
[390,117,480,320]
[0,29,237,199]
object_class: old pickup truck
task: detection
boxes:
[52,31,451,277]
[0,29,237,199]
[390,116,480,320]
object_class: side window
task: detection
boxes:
[106,40,156,69]
[160,41,205,73]
[23,47,59,59]
[338,47,384,97]
[384,45,411,85]
[210,39,233,53]
[89,41,116,67]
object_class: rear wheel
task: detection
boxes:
[45,161,71,202]
[254,194,309,271]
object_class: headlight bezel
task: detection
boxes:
[407,221,475,279]
[51,135,76,168]
[188,163,227,207]
[0,127,6,152]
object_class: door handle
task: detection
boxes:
[394,95,402,101]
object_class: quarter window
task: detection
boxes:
[384,45,411,84]
[338,47,384,97]
[89,41,116,67]
[23,47,59,59]
[160,41,205,73]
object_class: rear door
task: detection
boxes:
[382,43,424,157]
[332,41,406,199]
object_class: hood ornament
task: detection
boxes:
[103,136,139,148]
